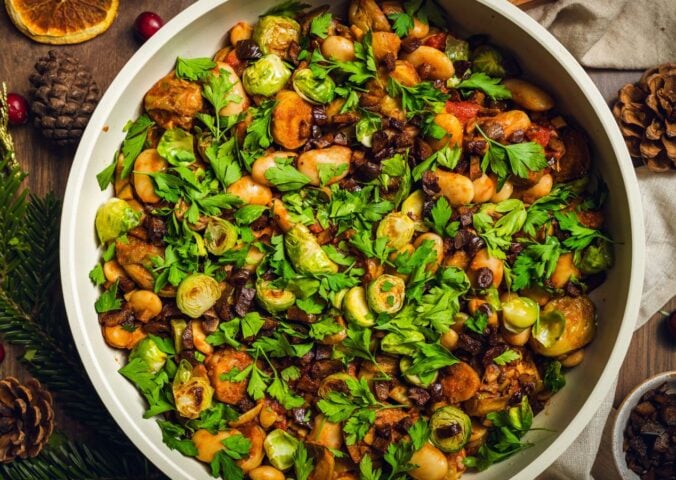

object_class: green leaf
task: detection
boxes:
[310,12,332,38]
[118,115,155,179]
[544,360,566,393]
[94,279,121,313]
[210,450,244,480]
[176,57,216,81]
[96,157,117,190]
[241,312,265,338]
[429,196,452,236]
[408,418,431,451]
[205,137,241,187]
[157,420,198,457]
[554,211,608,251]
[457,72,512,99]
[234,205,267,225]
[317,162,348,186]
[294,442,314,480]
[492,349,522,365]
[309,316,344,340]
[88,263,105,286]
[465,311,488,335]
[359,454,382,480]
[265,162,311,191]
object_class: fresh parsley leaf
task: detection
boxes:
[310,11,332,38]
[95,279,122,313]
[510,236,561,291]
[241,100,276,168]
[241,312,265,338]
[465,311,488,335]
[265,162,311,191]
[350,232,392,264]
[89,263,105,286]
[309,33,376,85]
[294,442,314,480]
[388,10,415,38]
[309,316,345,340]
[234,205,267,225]
[110,115,154,182]
[317,162,348,186]
[429,196,452,236]
[119,357,173,417]
[458,72,512,99]
[492,349,522,365]
[477,125,548,183]
[544,360,566,393]
[254,332,313,358]
[261,0,310,17]
[359,454,382,480]
[176,57,216,81]
[186,403,239,434]
[157,420,198,457]
[408,418,431,450]
[210,434,251,480]
[296,296,325,314]
[204,137,242,188]
[554,211,608,251]
[206,319,241,347]
[405,342,459,376]
[322,244,356,266]
[344,409,377,445]
[96,156,117,190]
[411,145,461,181]
[386,77,448,116]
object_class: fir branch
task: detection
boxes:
[0,436,166,480]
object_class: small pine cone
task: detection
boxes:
[0,377,54,463]
[613,63,675,172]
[28,50,100,147]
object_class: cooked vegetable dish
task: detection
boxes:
[91,1,614,478]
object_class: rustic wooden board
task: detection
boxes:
[0,0,673,473]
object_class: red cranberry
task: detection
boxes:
[134,11,164,42]
[6,93,29,126]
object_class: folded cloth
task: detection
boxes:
[527,0,676,69]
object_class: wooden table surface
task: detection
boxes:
[0,0,673,475]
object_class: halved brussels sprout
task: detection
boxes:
[531,296,596,357]
[157,128,196,165]
[445,34,469,62]
[172,360,214,419]
[381,330,425,356]
[129,337,167,374]
[95,198,141,244]
[176,273,221,318]
[367,274,406,314]
[471,45,506,78]
[263,429,299,471]
[355,115,381,148]
[400,357,438,387]
[331,288,348,310]
[171,319,188,354]
[502,296,539,332]
[292,68,336,105]
[243,54,292,97]
[253,16,300,57]
[256,280,296,313]
[430,406,472,453]
[401,190,425,223]
[577,240,614,275]
[284,224,338,274]
[318,372,353,398]
[204,217,238,255]
[376,212,416,249]
[343,286,375,327]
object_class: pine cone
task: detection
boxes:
[0,377,54,463]
[28,50,100,147]
[613,63,675,172]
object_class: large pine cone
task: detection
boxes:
[613,63,675,172]
[0,377,54,463]
[28,50,100,147]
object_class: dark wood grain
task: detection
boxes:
[0,2,673,474]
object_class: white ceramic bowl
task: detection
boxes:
[611,371,676,479]
[60,1,645,478]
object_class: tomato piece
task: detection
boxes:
[424,33,447,50]
[527,125,553,148]
[445,101,481,124]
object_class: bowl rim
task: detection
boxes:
[59,0,646,479]
[611,370,676,479]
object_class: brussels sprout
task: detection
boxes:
[171,319,187,354]
[343,286,375,327]
[204,217,238,256]
[445,34,469,62]
[331,288,348,310]
[253,16,300,57]
[176,273,221,319]
[129,337,167,374]
[256,280,296,313]
[577,240,614,275]
[401,190,425,223]
[430,406,472,453]
[157,128,196,165]
[243,54,292,97]
[502,296,539,332]
[400,357,438,387]
[367,274,406,315]
[381,330,425,356]
[318,372,353,398]
[95,198,141,244]
[355,114,381,148]
[376,212,416,249]
[292,68,336,105]
[471,45,506,78]
[263,429,299,471]
[172,360,214,419]
[531,310,565,349]
[531,296,595,357]
[284,224,338,274]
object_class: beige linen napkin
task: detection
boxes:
[527,0,676,69]
[525,2,676,478]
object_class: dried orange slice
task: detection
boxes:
[5,0,119,44]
